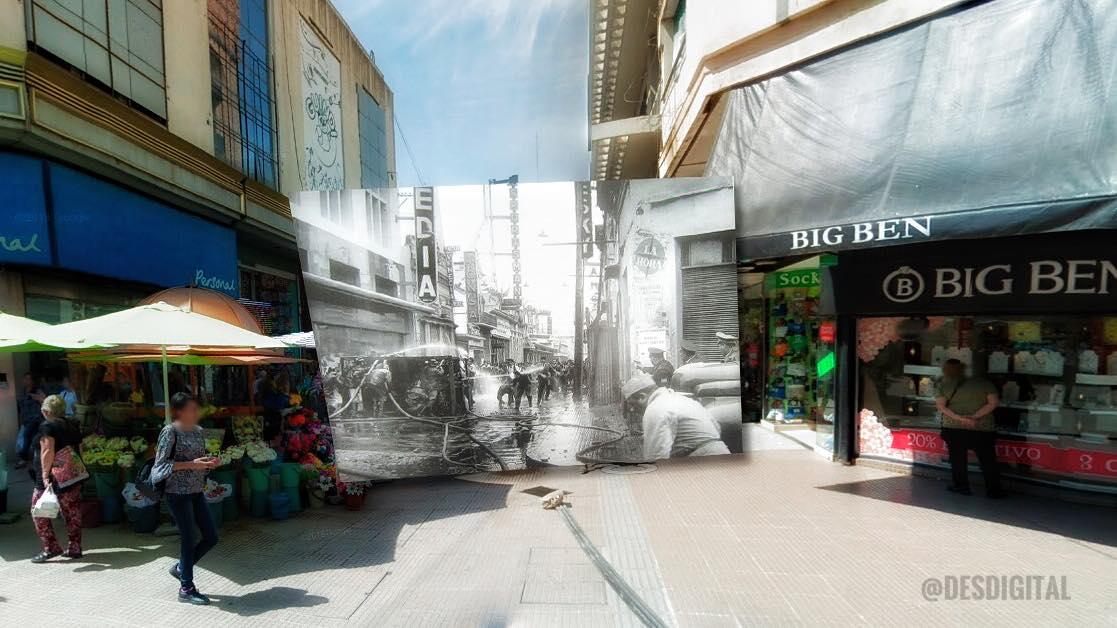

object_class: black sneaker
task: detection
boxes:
[178,587,210,605]
[31,550,61,563]
[946,485,972,496]
[169,562,181,581]
[62,550,82,559]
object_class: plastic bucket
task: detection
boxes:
[126,504,159,533]
[93,471,121,498]
[211,469,238,521]
[279,463,301,488]
[284,485,302,513]
[101,493,123,524]
[207,501,224,528]
[268,493,290,520]
[250,490,268,518]
[245,467,270,492]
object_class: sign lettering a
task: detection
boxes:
[791,216,932,251]
[414,187,438,303]
[0,233,41,254]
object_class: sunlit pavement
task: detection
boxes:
[2,432,1116,626]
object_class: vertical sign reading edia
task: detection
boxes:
[414,187,437,303]
[577,181,593,259]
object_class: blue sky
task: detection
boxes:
[334,0,591,187]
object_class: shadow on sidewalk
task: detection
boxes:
[0,466,513,588]
[207,586,328,616]
[817,474,1117,549]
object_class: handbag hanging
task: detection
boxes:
[50,445,90,489]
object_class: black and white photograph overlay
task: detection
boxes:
[291,177,741,481]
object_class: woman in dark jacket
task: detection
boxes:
[28,394,84,562]
[153,393,220,605]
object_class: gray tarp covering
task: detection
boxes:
[707,0,1117,259]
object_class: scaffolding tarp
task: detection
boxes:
[707,0,1117,260]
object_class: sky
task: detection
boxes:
[333,0,591,187]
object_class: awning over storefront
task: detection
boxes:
[707,0,1117,261]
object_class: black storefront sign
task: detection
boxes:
[828,231,1117,316]
[738,198,1117,261]
[414,186,437,303]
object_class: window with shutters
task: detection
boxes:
[680,231,737,361]
[26,0,167,119]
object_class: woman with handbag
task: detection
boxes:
[29,394,86,563]
[152,393,220,605]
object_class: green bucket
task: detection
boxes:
[279,462,302,488]
[92,471,121,498]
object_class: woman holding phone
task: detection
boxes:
[153,392,220,605]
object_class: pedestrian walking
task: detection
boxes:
[153,393,221,605]
[28,394,85,563]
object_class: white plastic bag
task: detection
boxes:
[31,487,60,519]
[121,482,158,508]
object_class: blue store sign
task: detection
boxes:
[0,153,52,266]
[49,163,238,294]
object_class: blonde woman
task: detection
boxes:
[29,394,84,563]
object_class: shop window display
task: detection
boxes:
[761,267,836,451]
[858,316,1117,489]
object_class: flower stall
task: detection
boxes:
[4,288,360,532]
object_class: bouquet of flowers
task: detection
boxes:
[129,436,148,454]
[217,444,245,469]
[304,418,334,462]
[232,415,264,443]
[81,434,129,472]
[117,452,136,469]
[204,438,222,456]
[282,431,316,462]
[129,391,144,405]
[339,480,368,496]
[289,392,303,407]
[203,478,232,503]
[244,440,277,468]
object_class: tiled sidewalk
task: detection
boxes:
[1,437,1115,626]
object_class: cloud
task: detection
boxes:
[336,0,577,62]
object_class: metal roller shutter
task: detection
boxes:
[681,262,738,361]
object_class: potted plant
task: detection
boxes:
[342,481,368,511]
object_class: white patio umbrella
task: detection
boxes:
[273,331,315,348]
[39,302,290,422]
[0,311,108,352]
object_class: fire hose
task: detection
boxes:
[335,362,634,472]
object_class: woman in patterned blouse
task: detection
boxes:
[153,393,220,605]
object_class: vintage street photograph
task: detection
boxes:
[291,178,740,480]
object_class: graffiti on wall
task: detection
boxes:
[300,20,344,190]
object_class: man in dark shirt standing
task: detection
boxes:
[15,372,46,469]
[935,359,1005,498]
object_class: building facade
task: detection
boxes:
[593,0,1117,501]
[0,0,395,458]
